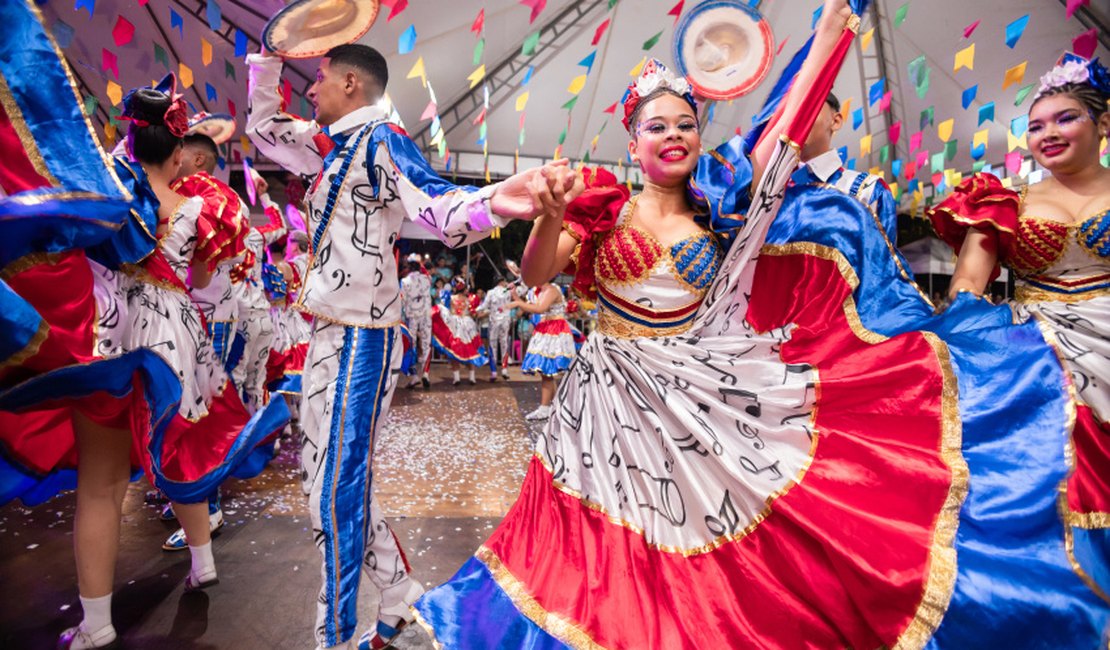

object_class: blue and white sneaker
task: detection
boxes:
[159,503,176,522]
[161,509,225,551]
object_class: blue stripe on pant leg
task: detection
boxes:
[318,327,394,645]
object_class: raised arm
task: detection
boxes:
[245,53,325,177]
[510,285,559,314]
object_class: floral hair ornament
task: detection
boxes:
[1034,52,1110,102]
[120,73,190,138]
[621,58,698,133]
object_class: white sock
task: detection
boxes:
[453,370,460,382]
[468,369,476,381]
[78,593,113,633]
[189,541,216,577]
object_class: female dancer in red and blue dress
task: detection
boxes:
[431,277,489,385]
[511,283,577,421]
[0,7,286,646]
[415,1,1110,646]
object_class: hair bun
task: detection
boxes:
[123,88,171,126]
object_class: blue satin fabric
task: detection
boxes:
[0,278,42,367]
[85,159,160,269]
[318,326,396,646]
[688,135,753,246]
[417,556,569,649]
[371,125,482,200]
[432,337,489,367]
[0,0,129,200]
[768,184,1110,645]
[520,353,574,377]
[0,189,131,266]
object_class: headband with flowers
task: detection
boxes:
[621,58,698,133]
[120,73,189,138]
[1034,52,1110,103]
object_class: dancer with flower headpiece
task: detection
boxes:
[929,52,1110,602]
[415,1,1110,646]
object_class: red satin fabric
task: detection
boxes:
[532,319,571,336]
[928,174,1021,281]
[562,168,630,299]
[170,171,249,269]
[486,251,955,648]
[157,381,250,483]
[431,306,484,360]
[265,342,306,387]
[0,99,52,194]
[1069,405,1110,515]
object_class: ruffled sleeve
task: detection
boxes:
[688,135,754,248]
[170,171,249,271]
[561,167,630,300]
[927,173,1020,265]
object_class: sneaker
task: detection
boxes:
[57,623,118,649]
[524,405,552,421]
[501,368,510,379]
[159,503,176,521]
[356,618,412,650]
[162,510,224,551]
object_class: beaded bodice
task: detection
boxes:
[1010,208,1110,303]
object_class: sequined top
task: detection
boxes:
[594,197,723,338]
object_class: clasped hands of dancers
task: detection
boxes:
[1,0,1108,647]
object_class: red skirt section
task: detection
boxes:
[266,341,307,387]
[1068,404,1110,515]
[431,306,485,362]
[484,251,956,648]
[532,319,572,336]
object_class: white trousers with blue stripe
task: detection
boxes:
[302,321,423,648]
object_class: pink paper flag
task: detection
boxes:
[776,35,789,56]
[472,108,486,125]
[1074,28,1098,59]
[101,48,118,79]
[228,99,236,117]
[962,20,980,39]
[1066,0,1090,19]
[603,101,618,115]
[112,16,134,47]
[889,121,902,144]
[931,172,943,187]
[667,1,684,24]
[1005,151,1023,175]
[520,0,546,24]
[905,161,917,179]
[387,0,408,21]
[910,131,923,152]
[420,101,437,121]
[592,19,610,46]
[243,159,257,206]
[916,149,929,168]
[879,91,892,113]
[471,8,485,34]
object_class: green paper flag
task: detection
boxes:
[643,30,663,50]
[915,67,930,99]
[930,151,945,173]
[608,0,618,9]
[945,139,958,161]
[225,60,236,80]
[562,96,579,111]
[83,95,98,117]
[108,106,122,126]
[879,144,890,164]
[894,3,909,27]
[518,130,526,147]
[583,151,591,164]
[1014,83,1035,106]
[972,160,986,173]
[473,38,484,66]
[558,127,567,145]
[522,32,540,56]
[300,96,311,117]
[154,43,169,68]
[919,106,934,130]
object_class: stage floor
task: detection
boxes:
[0,365,546,649]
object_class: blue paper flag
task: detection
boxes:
[216,156,226,170]
[846,158,857,170]
[1005,15,1029,49]
[53,19,75,48]
[234,29,248,57]
[706,101,716,124]
[836,146,848,163]
[1010,114,1028,137]
[892,159,903,177]
[206,0,221,32]
[812,5,823,29]
[398,25,416,54]
[170,8,184,38]
[978,101,994,125]
[868,78,885,106]
[971,143,986,160]
[579,50,597,74]
[852,107,864,130]
[206,82,217,102]
[981,164,993,177]
[961,85,978,110]
[521,65,535,86]
[74,0,95,18]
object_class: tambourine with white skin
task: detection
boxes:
[187,112,236,145]
[263,0,380,60]
[673,0,775,100]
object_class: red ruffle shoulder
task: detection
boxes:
[561,167,630,300]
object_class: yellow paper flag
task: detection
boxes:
[240,135,251,153]
[406,57,427,88]
[1001,177,1014,188]
[889,182,899,199]
[567,74,587,95]
[179,62,194,89]
[104,122,117,146]
[1003,61,1027,90]
[937,118,954,142]
[106,80,122,106]
[468,65,485,89]
[973,128,989,149]
[954,43,975,72]
[869,166,883,177]
[859,134,872,156]
[630,57,646,77]
[861,28,875,52]
[1007,131,1027,151]
[840,97,852,122]
[516,91,530,112]
[201,39,213,67]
